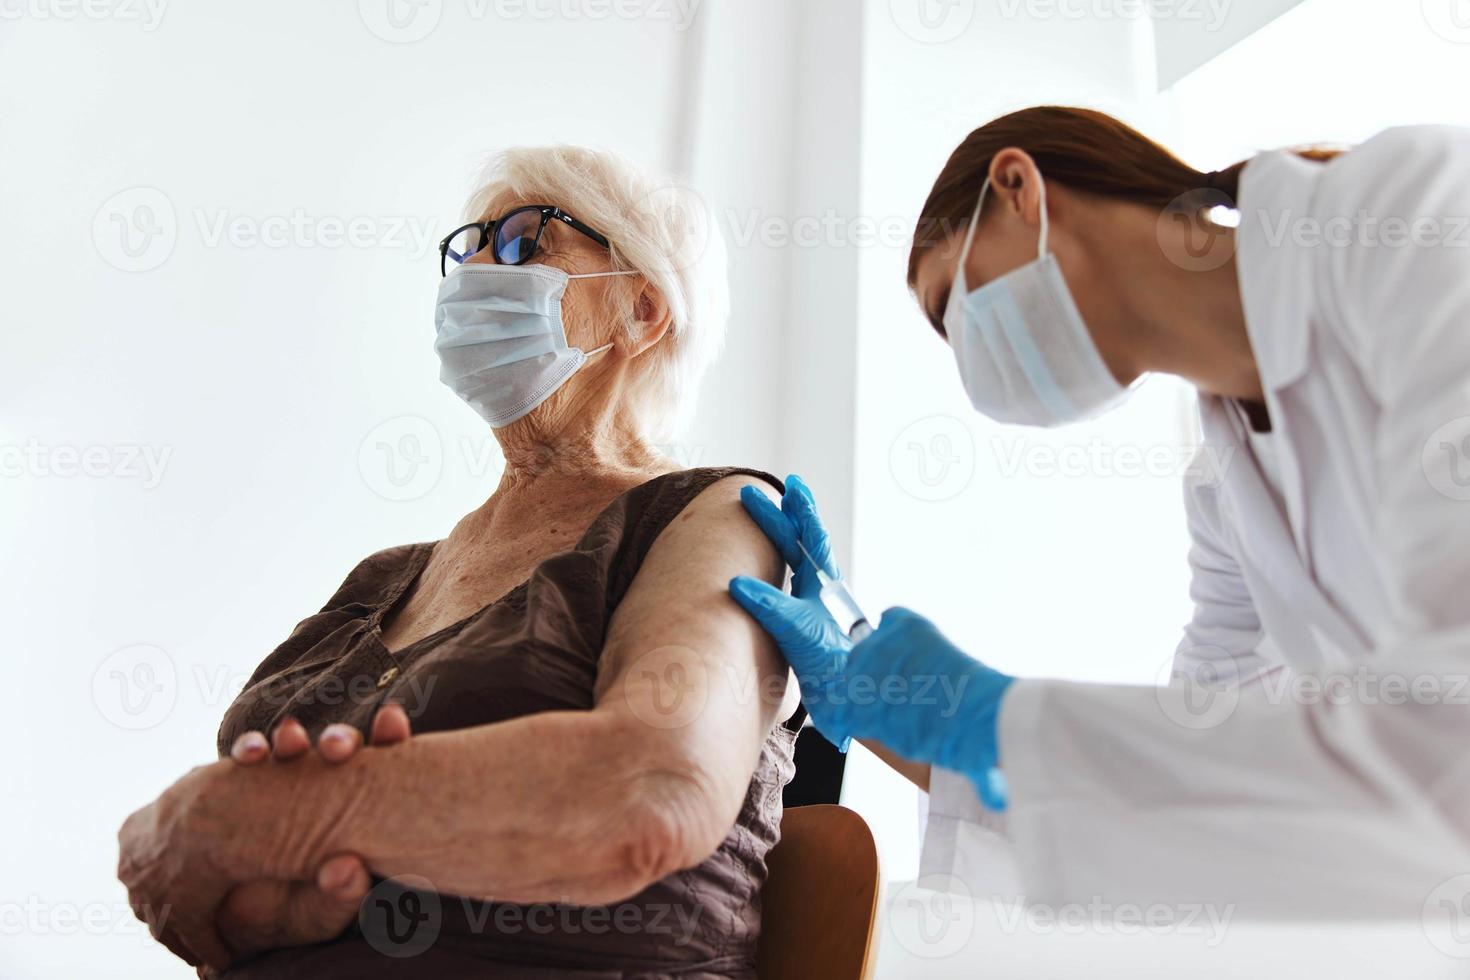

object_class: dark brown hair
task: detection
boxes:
[908,105,1343,286]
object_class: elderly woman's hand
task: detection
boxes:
[206,706,413,972]
[118,706,413,974]
[117,761,240,971]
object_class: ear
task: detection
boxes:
[614,277,673,358]
[987,148,1045,230]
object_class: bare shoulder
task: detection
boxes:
[651,473,783,573]
[674,472,780,520]
[604,469,786,615]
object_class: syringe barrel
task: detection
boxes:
[819,580,872,640]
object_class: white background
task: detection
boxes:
[5,0,1470,976]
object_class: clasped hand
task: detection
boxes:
[116,705,412,975]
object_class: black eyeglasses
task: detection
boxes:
[439,205,611,277]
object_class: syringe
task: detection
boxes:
[796,539,874,642]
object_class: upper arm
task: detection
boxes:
[591,475,795,854]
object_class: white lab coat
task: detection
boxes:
[921,126,1470,917]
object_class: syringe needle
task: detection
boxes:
[795,538,831,584]
[793,538,873,641]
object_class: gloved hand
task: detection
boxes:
[836,607,1015,810]
[729,475,1016,810]
[729,475,855,746]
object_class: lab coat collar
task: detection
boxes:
[1235,150,1325,393]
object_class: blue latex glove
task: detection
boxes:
[728,475,854,742]
[729,475,1016,810]
[837,607,1014,810]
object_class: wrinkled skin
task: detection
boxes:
[117,705,412,976]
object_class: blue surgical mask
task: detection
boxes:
[434,262,635,428]
[942,176,1130,427]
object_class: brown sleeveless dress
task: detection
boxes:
[217,467,796,979]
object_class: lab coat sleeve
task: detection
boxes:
[1173,469,1282,683]
[996,131,1470,915]
[1319,126,1470,649]
[920,766,1024,900]
[1000,644,1470,916]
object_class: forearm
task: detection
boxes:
[198,710,708,906]
[860,739,931,791]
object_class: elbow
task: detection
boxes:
[602,771,730,901]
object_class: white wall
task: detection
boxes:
[1152,0,1308,88]
[677,0,802,474]
[1161,0,1470,152]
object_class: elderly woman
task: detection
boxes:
[117,147,799,978]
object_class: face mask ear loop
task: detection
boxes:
[1036,176,1050,259]
[567,273,633,359]
[565,272,633,361]
[954,178,991,281]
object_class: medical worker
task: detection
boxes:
[730,107,1470,913]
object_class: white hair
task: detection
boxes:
[463,145,729,440]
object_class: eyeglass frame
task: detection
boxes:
[438,205,612,277]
